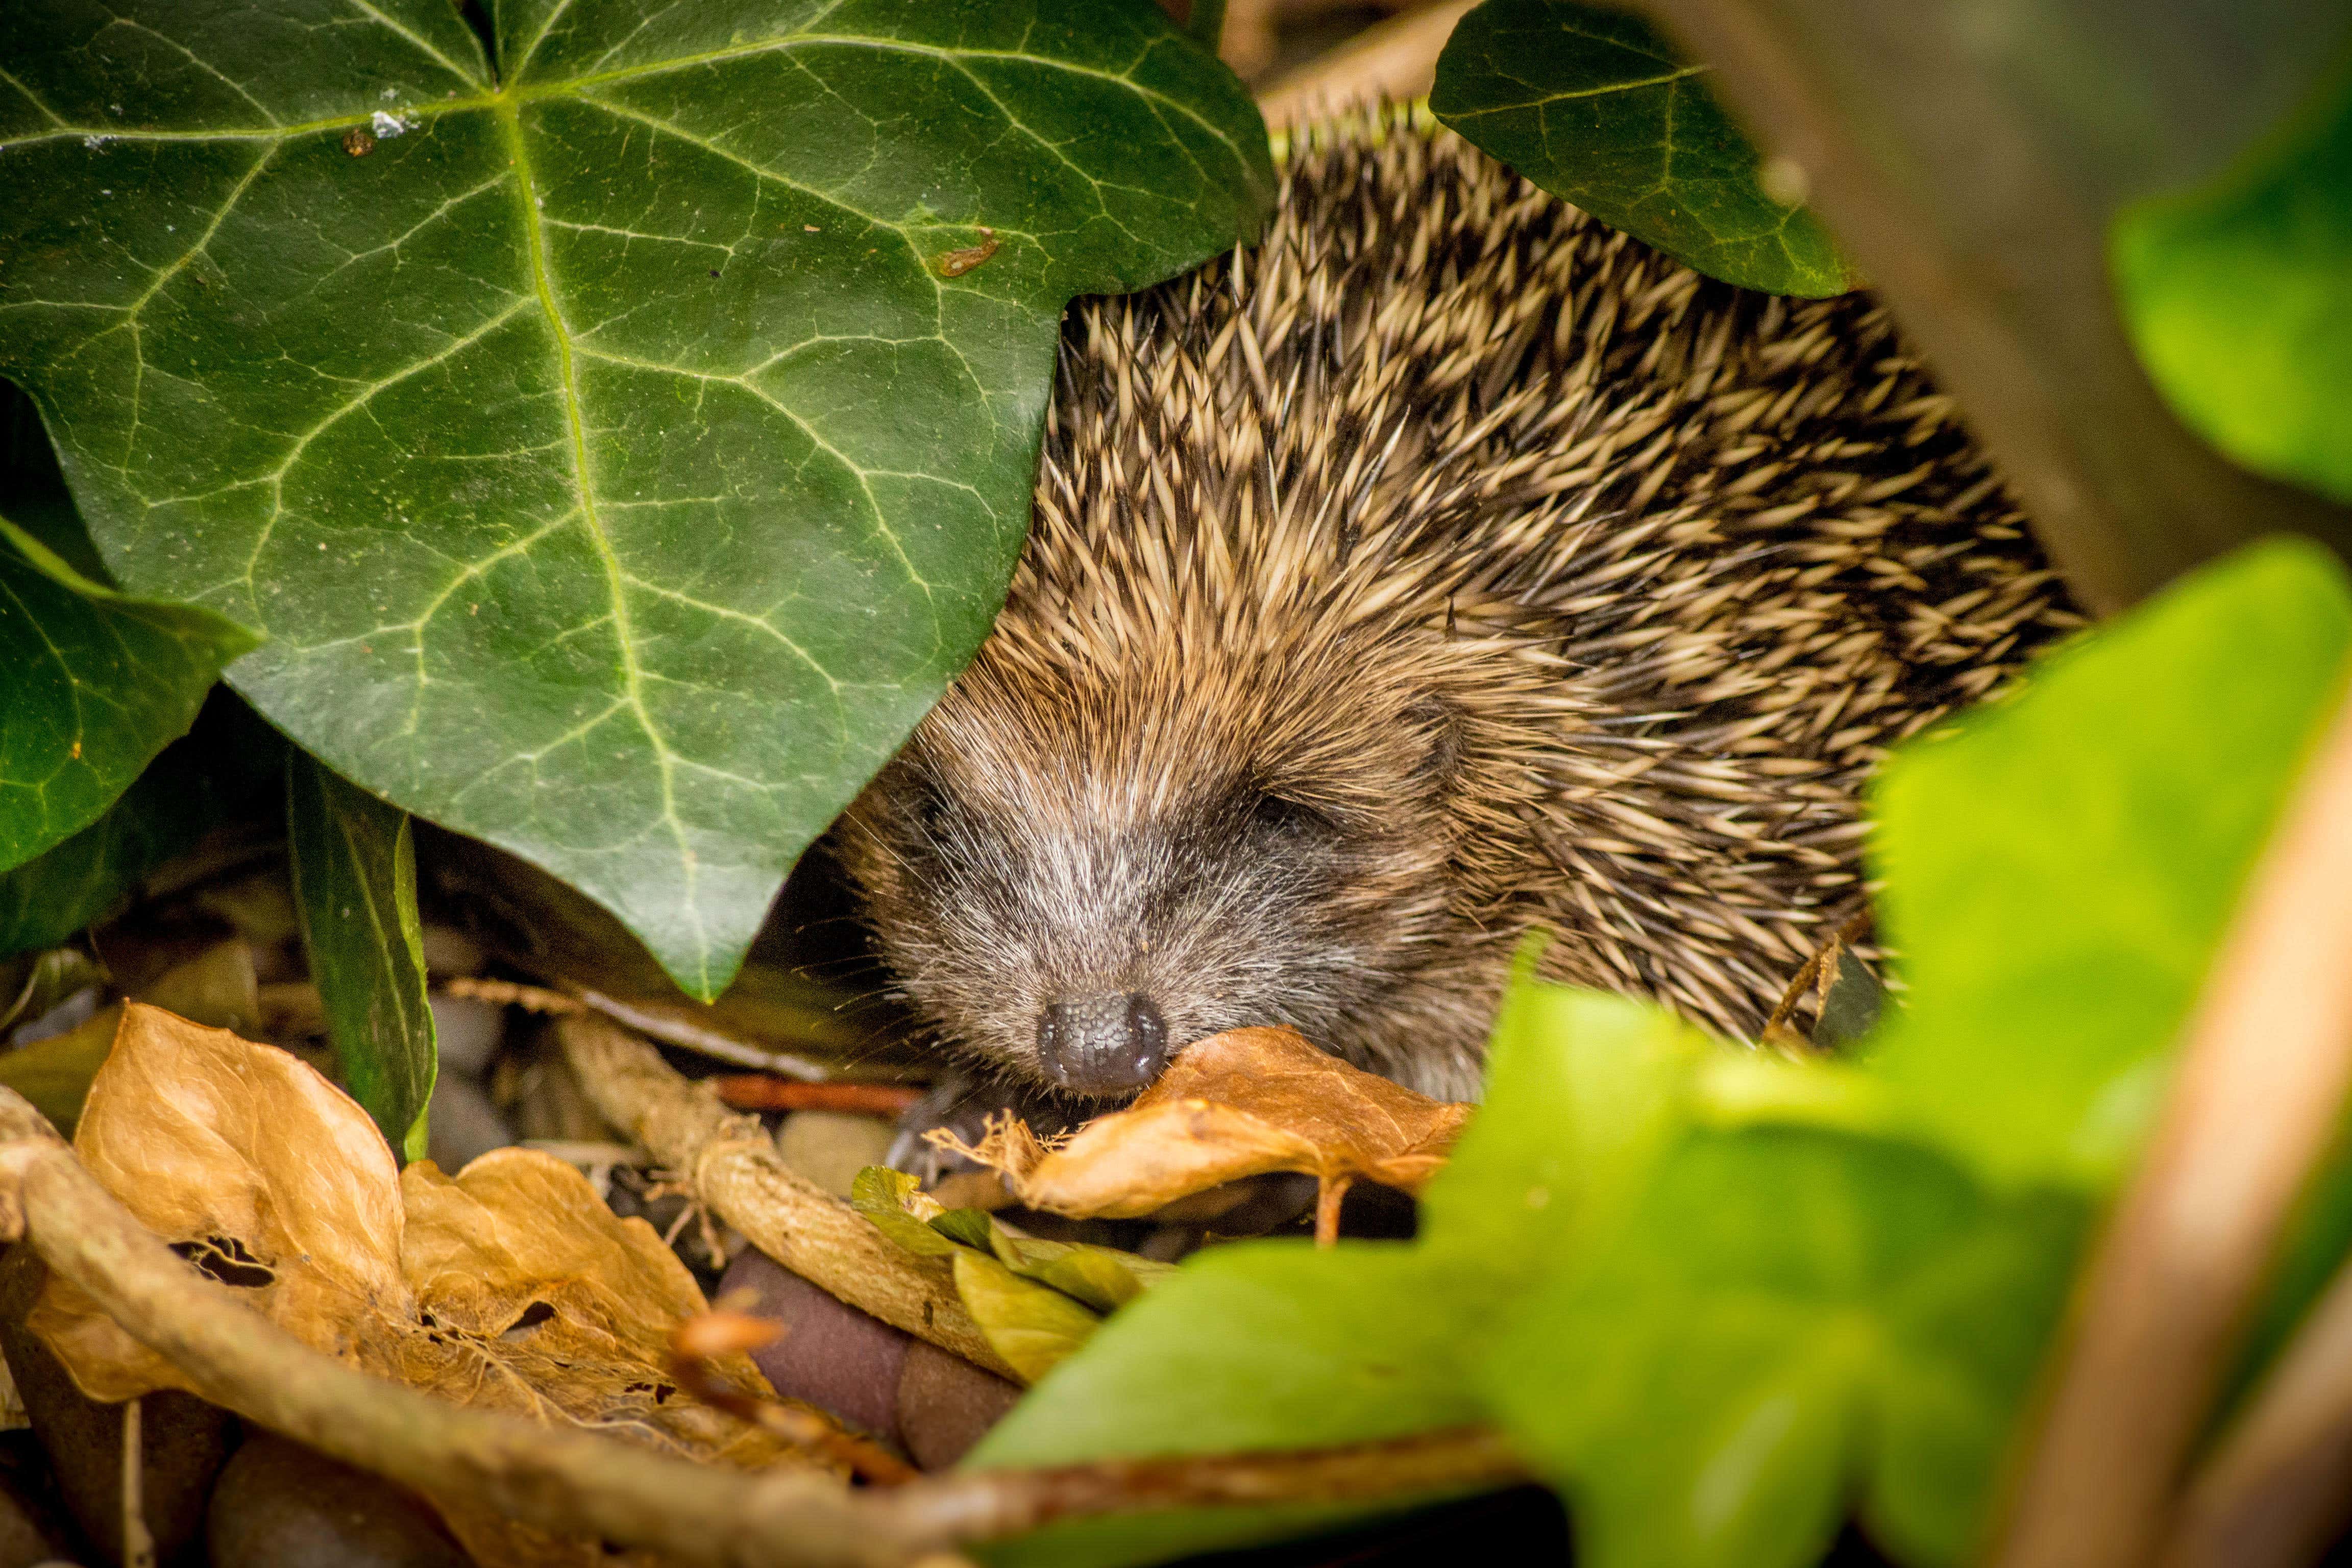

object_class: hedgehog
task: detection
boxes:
[834,110,2079,1117]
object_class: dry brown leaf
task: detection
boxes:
[29,1003,827,1568]
[940,1026,1471,1231]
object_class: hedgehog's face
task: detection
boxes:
[839,638,1472,1102]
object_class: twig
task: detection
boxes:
[713,1076,924,1117]
[554,1013,1019,1381]
[1990,683,2352,1568]
[0,1084,1531,1564]
[895,1425,1525,1538]
[671,1312,918,1486]
[2161,1247,2352,1568]
[444,977,845,1084]
[120,1395,153,1568]
[1255,1,1475,128]
[1313,1177,1350,1248]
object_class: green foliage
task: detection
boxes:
[1430,0,1853,297]
[287,754,435,1157]
[0,514,255,874]
[972,539,2352,1568]
[852,1164,1174,1381]
[1867,539,2352,1188]
[2114,56,2352,504]
[0,740,207,958]
[0,0,1271,1001]
[1485,1130,2082,1568]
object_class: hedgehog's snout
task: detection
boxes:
[1035,991,1169,1097]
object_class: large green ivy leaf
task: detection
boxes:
[1866,539,2352,1188]
[1430,0,1853,297]
[288,754,435,1158]
[0,513,256,873]
[2113,58,2352,505]
[1481,1129,2082,1568]
[0,0,1271,999]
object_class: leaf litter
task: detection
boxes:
[932,1026,1472,1241]
[29,1002,837,1567]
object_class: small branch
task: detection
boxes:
[0,1084,1531,1564]
[1990,683,2352,1568]
[555,1013,1018,1381]
[1255,2,1475,129]
[710,1076,923,1117]
[896,1426,1527,1540]
[444,977,847,1084]
[2162,1246,2352,1568]
[121,1395,152,1568]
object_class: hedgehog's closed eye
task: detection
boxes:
[1244,792,1336,844]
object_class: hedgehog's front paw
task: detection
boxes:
[886,1072,1075,1188]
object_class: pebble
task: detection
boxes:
[207,1432,469,1567]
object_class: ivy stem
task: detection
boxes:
[1990,680,2352,1567]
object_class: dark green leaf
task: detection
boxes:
[2114,58,2352,504]
[0,0,1272,999]
[287,753,434,1158]
[1812,946,1885,1050]
[1178,0,1228,53]
[1,380,105,581]
[0,514,255,874]
[1430,0,1853,296]
[1481,1128,2084,1568]
[0,749,203,957]
[1867,538,2352,1187]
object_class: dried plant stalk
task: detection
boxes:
[554,1014,1016,1380]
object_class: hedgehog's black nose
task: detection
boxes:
[1036,992,1169,1097]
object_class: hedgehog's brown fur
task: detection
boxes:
[839,111,2080,1104]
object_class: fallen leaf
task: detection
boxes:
[30,1003,825,1567]
[950,1250,1101,1385]
[0,1002,120,1137]
[850,1166,1175,1381]
[940,1027,1472,1227]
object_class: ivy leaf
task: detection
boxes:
[2113,61,2352,505]
[287,754,435,1158]
[1867,540,2352,1188]
[0,514,256,875]
[0,0,1271,1000]
[1430,0,1853,297]
[1481,1128,2084,1568]
[969,1244,1485,1568]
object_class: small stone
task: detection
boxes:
[423,1072,512,1171]
[426,994,504,1077]
[208,1432,468,1567]
[895,1340,1021,1471]
[719,1250,906,1439]
[774,1110,894,1199]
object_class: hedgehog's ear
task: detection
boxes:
[1405,696,1465,786]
